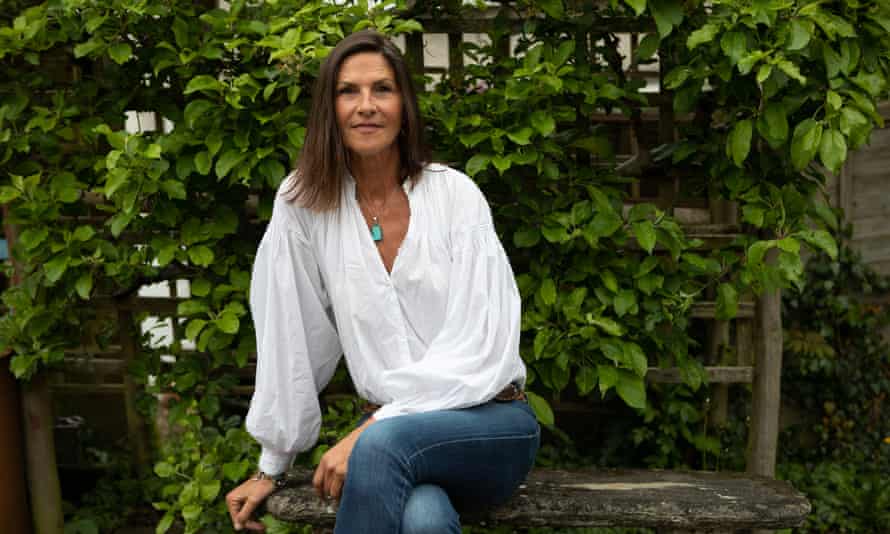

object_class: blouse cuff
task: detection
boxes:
[258,447,294,476]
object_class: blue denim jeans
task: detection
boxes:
[333,400,540,534]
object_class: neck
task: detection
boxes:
[351,145,402,201]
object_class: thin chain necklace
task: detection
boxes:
[357,182,400,242]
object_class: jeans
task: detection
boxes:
[333,399,540,534]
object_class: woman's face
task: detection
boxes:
[335,52,403,161]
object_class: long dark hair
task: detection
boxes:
[285,30,430,211]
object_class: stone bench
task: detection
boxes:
[266,467,811,532]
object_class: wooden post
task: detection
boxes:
[0,362,32,534]
[747,248,783,478]
[117,306,150,473]
[4,206,63,534]
[708,197,738,427]
[21,375,64,534]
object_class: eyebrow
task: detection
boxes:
[336,78,397,86]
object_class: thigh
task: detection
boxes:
[360,400,540,510]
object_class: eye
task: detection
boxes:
[337,86,356,95]
[375,84,394,93]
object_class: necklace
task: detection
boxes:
[357,183,399,242]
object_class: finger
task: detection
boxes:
[243,519,267,532]
[235,496,262,529]
[329,475,343,501]
[312,463,325,499]
[226,491,244,526]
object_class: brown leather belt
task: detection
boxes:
[361,383,526,414]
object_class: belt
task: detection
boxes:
[361,383,526,414]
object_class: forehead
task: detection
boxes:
[337,52,396,83]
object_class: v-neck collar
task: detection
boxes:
[347,176,414,279]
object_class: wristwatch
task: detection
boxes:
[252,470,288,489]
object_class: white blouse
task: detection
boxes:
[245,164,526,475]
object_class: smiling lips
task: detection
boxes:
[353,123,383,133]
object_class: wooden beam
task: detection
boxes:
[646,366,753,384]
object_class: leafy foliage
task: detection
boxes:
[1,0,889,531]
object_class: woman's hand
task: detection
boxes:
[313,417,375,501]
[225,477,277,532]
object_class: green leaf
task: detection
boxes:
[465,154,491,177]
[616,371,646,409]
[392,20,424,34]
[222,461,248,481]
[184,75,223,94]
[636,273,663,295]
[507,127,534,146]
[45,255,69,283]
[687,23,719,50]
[757,102,789,148]
[156,514,174,534]
[74,38,103,58]
[177,300,209,316]
[851,72,885,98]
[726,119,752,167]
[216,313,240,334]
[716,283,738,320]
[635,33,659,61]
[530,111,555,136]
[492,155,511,174]
[790,119,823,170]
[188,245,215,267]
[811,203,839,231]
[663,67,692,90]
[777,59,806,84]
[823,44,842,79]
[200,480,221,501]
[720,31,747,64]
[650,0,684,38]
[184,99,214,129]
[590,316,624,336]
[215,149,246,179]
[575,366,597,396]
[597,364,619,396]
[73,225,95,242]
[819,129,847,174]
[154,462,175,478]
[747,240,775,267]
[796,229,838,260]
[160,180,186,200]
[632,220,656,253]
[191,278,212,297]
[539,278,557,305]
[513,228,541,248]
[75,272,93,299]
[526,391,554,426]
[182,504,201,521]
[538,0,564,19]
[107,42,132,65]
[742,205,765,227]
[613,290,637,317]
[19,227,48,250]
[786,19,812,50]
[623,0,646,16]
[185,319,206,340]
[624,343,648,377]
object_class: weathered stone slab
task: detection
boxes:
[266,468,810,531]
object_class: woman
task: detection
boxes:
[225,30,539,533]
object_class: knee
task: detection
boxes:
[401,484,460,534]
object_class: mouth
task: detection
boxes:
[352,123,383,131]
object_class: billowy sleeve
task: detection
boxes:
[246,196,341,475]
[373,176,525,420]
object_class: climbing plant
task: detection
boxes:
[1,0,888,531]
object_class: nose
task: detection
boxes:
[357,89,376,115]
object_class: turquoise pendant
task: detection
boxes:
[370,218,383,242]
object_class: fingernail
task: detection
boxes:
[234,523,242,531]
